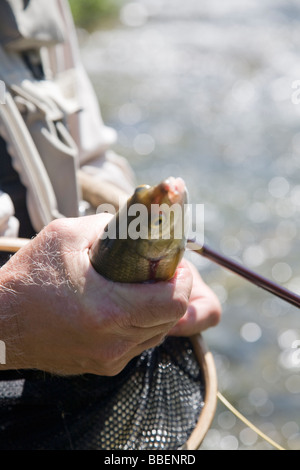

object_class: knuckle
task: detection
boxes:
[37,220,64,252]
[104,362,126,376]
[41,219,75,249]
[46,218,72,234]
[43,219,65,240]
[99,340,134,374]
[210,299,222,327]
[142,332,166,350]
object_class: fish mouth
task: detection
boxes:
[132,176,187,207]
[162,177,186,204]
[149,176,187,206]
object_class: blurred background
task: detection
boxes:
[69,0,300,450]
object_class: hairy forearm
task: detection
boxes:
[0,230,72,371]
[0,266,25,370]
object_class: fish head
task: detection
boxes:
[126,177,189,273]
[90,177,190,282]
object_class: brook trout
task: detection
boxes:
[89,177,188,282]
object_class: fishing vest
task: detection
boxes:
[0,0,120,234]
[0,0,77,232]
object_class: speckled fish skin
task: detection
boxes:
[89,177,188,283]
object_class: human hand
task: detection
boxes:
[0,214,194,376]
[168,260,221,337]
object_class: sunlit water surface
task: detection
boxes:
[79,0,300,450]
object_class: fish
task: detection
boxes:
[89,176,188,283]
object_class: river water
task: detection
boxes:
[79,0,300,450]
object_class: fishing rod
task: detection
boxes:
[187,239,300,309]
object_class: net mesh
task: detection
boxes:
[0,337,205,450]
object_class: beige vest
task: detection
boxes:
[0,0,133,234]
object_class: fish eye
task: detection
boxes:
[152,211,164,226]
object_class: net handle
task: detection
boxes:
[184,334,218,450]
[0,237,30,252]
